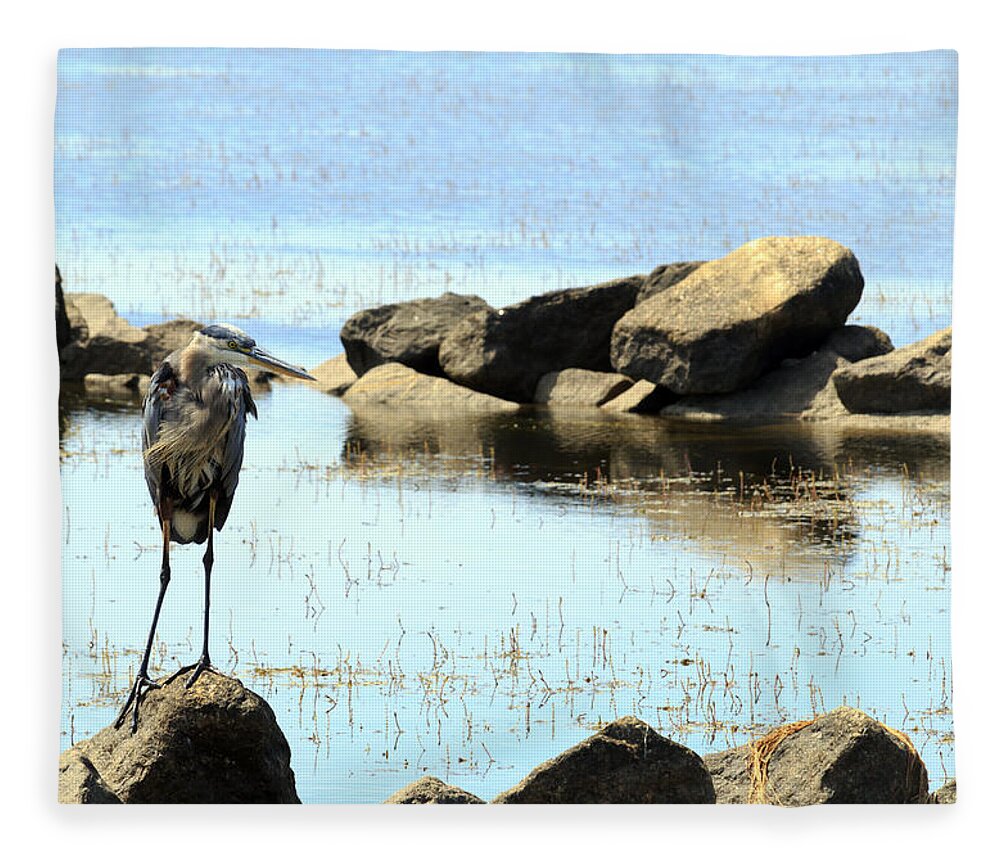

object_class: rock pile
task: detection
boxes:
[320,236,950,420]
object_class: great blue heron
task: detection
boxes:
[115,324,315,732]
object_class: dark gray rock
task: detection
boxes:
[340,292,490,377]
[59,294,154,380]
[610,236,865,394]
[636,261,705,305]
[383,776,484,804]
[703,745,751,804]
[832,327,951,414]
[493,716,715,803]
[58,672,299,803]
[824,325,894,362]
[534,368,634,407]
[440,276,643,402]
[703,708,928,805]
[343,362,519,413]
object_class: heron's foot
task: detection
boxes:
[165,655,221,689]
[114,671,161,734]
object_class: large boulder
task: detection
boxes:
[58,672,299,803]
[703,708,928,805]
[343,362,519,413]
[832,327,951,414]
[534,368,634,407]
[383,776,484,804]
[439,276,644,402]
[660,325,893,423]
[340,292,491,377]
[636,260,705,305]
[493,716,715,803]
[310,353,357,396]
[610,237,865,394]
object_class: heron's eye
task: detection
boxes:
[228,340,238,350]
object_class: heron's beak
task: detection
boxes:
[247,346,316,381]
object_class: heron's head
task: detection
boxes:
[194,324,316,380]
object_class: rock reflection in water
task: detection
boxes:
[342,404,950,578]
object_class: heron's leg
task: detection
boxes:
[166,494,223,690]
[115,516,172,733]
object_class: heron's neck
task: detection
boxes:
[177,343,222,391]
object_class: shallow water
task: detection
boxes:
[59,371,952,802]
[56,50,955,802]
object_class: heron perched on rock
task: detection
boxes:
[116,324,315,732]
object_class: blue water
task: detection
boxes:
[56,51,955,803]
[56,49,955,344]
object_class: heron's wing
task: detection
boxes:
[212,364,257,530]
[141,361,176,509]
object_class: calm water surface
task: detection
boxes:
[60,364,952,802]
[56,50,955,802]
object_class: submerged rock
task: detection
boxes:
[383,776,485,804]
[340,292,491,377]
[343,362,519,413]
[534,368,634,407]
[832,327,951,414]
[493,716,715,803]
[310,353,357,396]
[82,372,150,402]
[610,236,864,394]
[58,672,299,803]
[439,276,643,402]
[703,707,928,805]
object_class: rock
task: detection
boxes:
[59,293,154,380]
[929,779,956,804]
[824,325,894,362]
[534,368,634,407]
[600,379,677,414]
[662,349,849,422]
[58,748,121,804]
[83,372,150,402]
[493,716,715,803]
[58,672,299,803]
[703,708,928,805]
[610,236,865,394]
[309,353,357,396]
[636,261,705,305]
[832,327,951,414]
[343,362,520,413]
[340,292,491,377]
[383,776,485,804]
[440,276,643,402]
[55,265,75,351]
[660,324,896,422]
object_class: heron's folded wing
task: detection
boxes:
[141,362,176,506]
[213,364,257,529]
